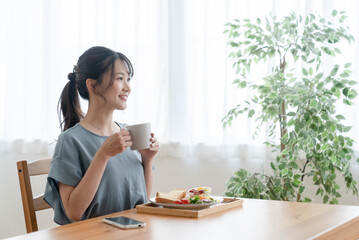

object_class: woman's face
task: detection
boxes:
[98,59,131,110]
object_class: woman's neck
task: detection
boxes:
[81,103,118,136]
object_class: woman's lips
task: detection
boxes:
[119,95,128,101]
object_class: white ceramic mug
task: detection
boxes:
[126,123,151,151]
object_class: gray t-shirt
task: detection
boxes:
[44,123,147,225]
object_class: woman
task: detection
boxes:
[44,46,159,225]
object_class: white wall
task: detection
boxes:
[1,152,358,239]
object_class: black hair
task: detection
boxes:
[58,46,134,131]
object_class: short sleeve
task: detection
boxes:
[44,132,84,225]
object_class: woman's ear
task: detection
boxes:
[86,78,98,95]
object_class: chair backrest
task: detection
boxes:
[17,159,52,233]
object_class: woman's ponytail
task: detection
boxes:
[58,71,84,131]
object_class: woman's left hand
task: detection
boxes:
[139,133,159,164]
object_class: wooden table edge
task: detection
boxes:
[310,215,359,240]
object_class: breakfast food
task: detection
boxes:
[188,186,211,197]
[189,195,217,204]
[188,187,217,204]
[155,187,219,205]
[155,189,186,204]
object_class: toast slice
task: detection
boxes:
[155,189,186,204]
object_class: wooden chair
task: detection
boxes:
[17,159,52,233]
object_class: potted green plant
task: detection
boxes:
[222,10,358,204]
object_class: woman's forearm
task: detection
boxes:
[60,151,110,221]
[142,159,154,199]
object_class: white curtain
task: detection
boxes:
[0,0,358,160]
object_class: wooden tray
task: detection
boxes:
[136,197,243,218]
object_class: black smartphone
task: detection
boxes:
[102,216,146,229]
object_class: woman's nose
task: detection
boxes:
[123,80,131,92]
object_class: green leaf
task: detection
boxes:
[323,47,331,55]
[343,99,353,105]
[302,68,308,76]
[348,89,358,99]
[281,168,288,176]
[332,10,337,17]
[330,65,339,76]
[321,144,329,151]
[294,179,301,185]
[331,155,337,164]
[230,42,239,47]
[278,162,286,170]
[335,114,345,120]
[315,73,324,80]
[238,81,247,88]
[288,170,293,178]
[287,119,296,126]
[330,124,337,133]
[248,109,255,118]
[334,48,341,54]
[307,58,315,63]
[281,148,289,155]
[316,82,324,90]
[333,88,341,98]
[321,131,328,139]
[340,72,350,78]
[323,195,329,204]
[335,82,345,89]
[270,162,276,170]
[344,63,352,68]
[310,100,317,108]
[281,132,288,141]
[290,161,299,169]
[315,188,321,195]
[343,126,352,132]
[266,23,271,31]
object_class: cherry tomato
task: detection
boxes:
[174,200,182,204]
[181,199,190,204]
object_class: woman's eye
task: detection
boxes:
[117,77,123,81]
[127,78,131,82]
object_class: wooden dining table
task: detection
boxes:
[6,198,359,240]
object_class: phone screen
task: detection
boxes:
[103,216,146,229]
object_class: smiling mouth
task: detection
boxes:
[119,95,128,101]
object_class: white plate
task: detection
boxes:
[149,197,223,210]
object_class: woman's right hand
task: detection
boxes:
[98,128,132,158]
